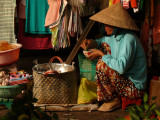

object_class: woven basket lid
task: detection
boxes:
[90,3,139,31]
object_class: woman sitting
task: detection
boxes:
[81,3,147,112]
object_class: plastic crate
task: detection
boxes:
[78,54,98,81]
[0,84,25,98]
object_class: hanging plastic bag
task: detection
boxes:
[77,78,97,104]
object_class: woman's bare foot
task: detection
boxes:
[98,97,121,112]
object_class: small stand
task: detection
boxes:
[121,97,142,110]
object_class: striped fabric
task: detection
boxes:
[0,0,16,43]
[122,0,130,9]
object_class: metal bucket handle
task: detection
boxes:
[49,56,63,63]
[43,70,59,76]
[44,56,63,76]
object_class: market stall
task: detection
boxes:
[0,0,160,119]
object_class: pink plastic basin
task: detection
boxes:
[0,43,22,66]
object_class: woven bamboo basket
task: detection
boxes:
[32,56,78,104]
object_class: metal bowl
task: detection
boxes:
[32,63,75,75]
[0,43,22,66]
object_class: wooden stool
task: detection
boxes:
[149,77,160,105]
[121,97,142,110]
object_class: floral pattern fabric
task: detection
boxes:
[96,43,144,102]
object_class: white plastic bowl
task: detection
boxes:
[0,43,22,66]
[83,50,92,57]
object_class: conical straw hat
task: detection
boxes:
[90,3,139,31]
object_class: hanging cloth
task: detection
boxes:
[144,0,150,24]
[122,0,130,9]
[18,0,26,19]
[17,19,52,49]
[45,0,61,27]
[140,21,149,54]
[140,0,144,11]
[45,0,67,28]
[143,0,155,26]
[150,0,154,26]
[51,26,59,49]
[131,0,137,8]
[21,0,26,5]
[140,21,153,67]
[147,26,153,67]
[25,0,51,34]
[153,1,160,44]
[48,0,67,29]
[51,14,69,50]
[0,0,16,43]
[133,0,140,13]
[109,0,114,7]
[68,0,83,15]
[68,7,83,38]
[49,0,69,50]
[112,0,121,4]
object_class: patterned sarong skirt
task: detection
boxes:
[96,43,144,102]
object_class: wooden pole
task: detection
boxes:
[66,20,95,64]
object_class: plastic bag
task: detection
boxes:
[9,71,29,85]
[77,78,97,104]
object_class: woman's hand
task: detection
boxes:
[88,49,105,60]
[80,39,94,50]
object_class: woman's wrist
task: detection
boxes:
[100,51,105,57]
